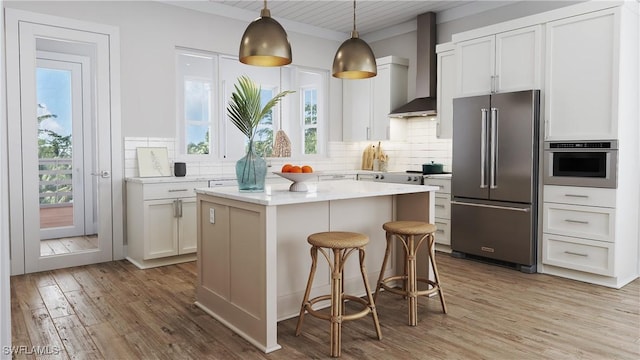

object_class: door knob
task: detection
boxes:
[91,170,111,178]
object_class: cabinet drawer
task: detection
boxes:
[544,185,615,207]
[543,234,614,276]
[143,181,208,200]
[543,203,614,242]
[434,195,451,219]
[424,178,451,194]
[434,219,450,246]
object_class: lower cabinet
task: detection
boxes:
[126,179,207,268]
[424,177,451,249]
[541,185,636,288]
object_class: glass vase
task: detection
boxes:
[235,142,267,192]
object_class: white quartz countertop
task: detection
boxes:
[195,179,438,206]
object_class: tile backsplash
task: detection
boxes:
[124,117,451,178]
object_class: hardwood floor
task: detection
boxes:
[10,253,640,359]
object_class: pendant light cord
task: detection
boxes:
[353,0,357,33]
[263,0,267,10]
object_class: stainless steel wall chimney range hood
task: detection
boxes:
[389,12,437,118]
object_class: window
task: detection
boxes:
[297,69,326,157]
[176,50,216,156]
[177,52,328,159]
[302,88,318,154]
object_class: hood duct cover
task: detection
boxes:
[389,12,437,118]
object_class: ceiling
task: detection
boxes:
[165,1,518,40]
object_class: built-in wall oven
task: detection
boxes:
[543,140,618,188]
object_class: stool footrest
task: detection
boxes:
[379,276,442,297]
[305,294,373,322]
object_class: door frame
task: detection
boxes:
[5,8,123,275]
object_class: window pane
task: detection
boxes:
[185,80,211,121]
[186,125,210,154]
[304,89,317,125]
[305,128,317,155]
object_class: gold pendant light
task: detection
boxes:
[332,0,377,79]
[239,0,292,67]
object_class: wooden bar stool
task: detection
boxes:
[374,221,447,326]
[295,231,382,357]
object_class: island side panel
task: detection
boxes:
[276,201,331,320]
[329,196,395,298]
[196,194,280,353]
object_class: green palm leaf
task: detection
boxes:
[227,75,294,142]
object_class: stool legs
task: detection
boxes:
[296,245,381,358]
[376,230,447,326]
[358,248,382,341]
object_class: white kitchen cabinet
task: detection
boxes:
[126,179,207,269]
[436,43,455,139]
[455,25,542,97]
[541,185,637,288]
[343,56,408,141]
[424,177,451,250]
[544,8,619,140]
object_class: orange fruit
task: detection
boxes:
[281,164,293,173]
[301,165,313,173]
[290,166,302,173]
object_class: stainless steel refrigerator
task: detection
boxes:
[451,90,540,273]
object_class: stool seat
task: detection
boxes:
[308,231,369,249]
[382,221,437,235]
[296,231,382,357]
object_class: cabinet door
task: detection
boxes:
[144,200,178,259]
[371,65,390,140]
[495,25,542,93]
[436,49,455,138]
[545,9,618,140]
[342,78,372,141]
[456,35,494,96]
[178,198,197,254]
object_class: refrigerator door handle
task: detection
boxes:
[490,107,498,189]
[451,200,530,213]
[480,108,488,189]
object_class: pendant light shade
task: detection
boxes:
[239,1,292,67]
[332,0,377,79]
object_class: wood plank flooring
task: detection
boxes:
[10,253,640,359]
[40,236,99,256]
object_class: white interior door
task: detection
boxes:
[6,9,122,274]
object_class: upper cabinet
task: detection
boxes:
[455,25,542,97]
[436,43,455,139]
[343,56,408,141]
[544,8,619,140]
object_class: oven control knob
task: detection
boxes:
[379,175,384,180]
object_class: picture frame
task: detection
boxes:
[137,147,171,177]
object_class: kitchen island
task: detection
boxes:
[195,180,437,353]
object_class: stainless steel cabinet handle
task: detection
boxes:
[436,229,445,234]
[177,199,183,218]
[168,189,189,192]
[451,200,530,212]
[480,108,488,189]
[564,219,589,224]
[366,127,371,140]
[564,251,588,257]
[173,200,179,218]
[490,107,498,189]
[435,204,446,208]
[564,194,589,198]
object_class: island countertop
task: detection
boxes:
[195,179,438,206]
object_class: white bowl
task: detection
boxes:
[273,172,319,192]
